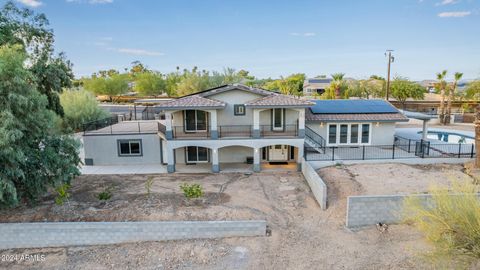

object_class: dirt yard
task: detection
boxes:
[0,170,434,269]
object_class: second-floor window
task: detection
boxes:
[272,108,284,130]
[184,110,207,132]
[234,104,245,116]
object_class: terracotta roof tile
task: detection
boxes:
[245,94,314,107]
[157,95,225,109]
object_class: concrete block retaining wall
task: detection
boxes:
[0,220,267,249]
[346,194,433,228]
[301,158,327,209]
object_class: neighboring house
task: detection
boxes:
[83,84,314,173]
[303,78,332,96]
[305,100,408,146]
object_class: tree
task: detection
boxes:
[390,77,425,109]
[60,89,110,131]
[0,1,73,116]
[476,105,480,168]
[331,73,346,99]
[347,79,383,99]
[0,45,80,207]
[133,71,166,96]
[263,73,305,96]
[436,70,448,124]
[83,73,129,101]
[465,80,480,100]
[445,72,463,124]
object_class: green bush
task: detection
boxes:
[403,180,480,267]
[54,183,71,206]
[180,183,203,199]
[97,187,113,201]
[59,89,110,131]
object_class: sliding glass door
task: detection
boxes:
[184,110,207,132]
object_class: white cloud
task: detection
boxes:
[109,48,164,56]
[436,0,459,6]
[15,0,42,7]
[437,11,471,17]
[290,32,316,37]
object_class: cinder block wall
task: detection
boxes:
[301,158,327,209]
[0,220,267,249]
[346,194,434,228]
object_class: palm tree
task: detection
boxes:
[331,73,345,99]
[436,70,448,124]
[445,72,463,125]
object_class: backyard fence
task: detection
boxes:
[305,138,475,162]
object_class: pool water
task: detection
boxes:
[425,132,475,144]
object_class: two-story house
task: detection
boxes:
[83,84,314,173]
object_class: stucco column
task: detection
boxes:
[165,111,173,140]
[166,145,175,173]
[296,146,304,171]
[422,120,428,141]
[297,109,305,138]
[253,147,261,172]
[211,148,219,173]
[253,109,260,138]
[208,110,218,139]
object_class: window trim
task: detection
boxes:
[272,108,285,131]
[233,104,246,116]
[117,139,143,157]
[184,110,208,132]
[185,146,210,164]
[326,123,372,146]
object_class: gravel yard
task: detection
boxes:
[0,170,435,269]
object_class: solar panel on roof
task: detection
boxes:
[309,100,399,114]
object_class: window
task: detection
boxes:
[273,108,284,130]
[118,140,142,156]
[340,124,348,144]
[186,146,209,163]
[350,124,359,144]
[327,123,371,145]
[290,146,295,160]
[328,124,337,144]
[184,110,207,132]
[361,124,370,143]
[234,104,245,116]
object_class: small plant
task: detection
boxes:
[54,183,71,206]
[180,183,204,199]
[97,187,113,201]
[145,176,154,198]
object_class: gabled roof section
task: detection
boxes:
[198,84,273,97]
[157,95,226,110]
[245,94,315,108]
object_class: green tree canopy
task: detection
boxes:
[263,73,305,96]
[0,45,80,207]
[0,1,73,116]
[347,79,384,99]
[60,89,110,131]
[83,73,129,100]
[390,77,425,108]
[465,80,480,100]
[133,71,166,96]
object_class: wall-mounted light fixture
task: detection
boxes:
[320,122,324,127]
[375,122,380,127]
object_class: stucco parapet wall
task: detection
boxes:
[165,138,305,150]
[0,220,267,249]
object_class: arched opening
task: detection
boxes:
[260,144,300,171]
[173,145,213,173]
[217,145,254,172]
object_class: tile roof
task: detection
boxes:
[157,95,226,109]
[199,84,272,97]
[305,108,409,122]
[245,94,315,107]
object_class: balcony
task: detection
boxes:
[169,124,299,139]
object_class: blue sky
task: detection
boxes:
[6,0,480,80]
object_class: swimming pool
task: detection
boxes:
[419,131,475,144]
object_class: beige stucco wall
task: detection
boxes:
[208,90,262,126]
[219,146,253,163]
[83,133,162,165]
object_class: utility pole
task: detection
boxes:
[385,50,394,100]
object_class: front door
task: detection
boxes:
[268,145,288,161]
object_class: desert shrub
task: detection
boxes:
[60,89,110,131]
[145,176,154,197]
[97,187,113,201]
[54,183,71,206]
[403,180,480,267]
[180,183,203,199]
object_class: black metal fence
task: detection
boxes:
[305,142,476,161]
[305,126,326,152]
[82,116,118,133]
